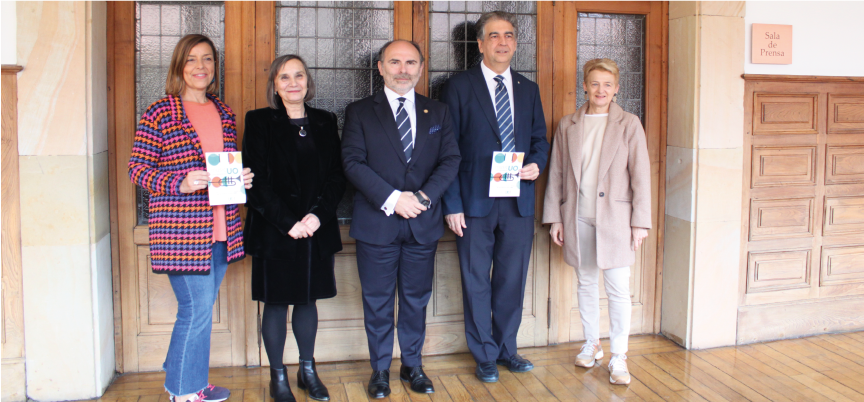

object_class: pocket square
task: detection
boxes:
[429,124,441,134]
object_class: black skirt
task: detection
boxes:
[251,238,337,304]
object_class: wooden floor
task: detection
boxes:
[94,332,864,402]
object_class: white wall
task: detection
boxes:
[2,1,16,64]
[745,1,864,76]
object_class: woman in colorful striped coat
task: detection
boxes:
[128,34,254,402]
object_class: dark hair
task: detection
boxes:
[166,34,219,96]
[475,11,518,40]
[267,54,316,109]
[376,39,425,65]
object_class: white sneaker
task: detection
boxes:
[575,341,603,368]
[608,354,631,385]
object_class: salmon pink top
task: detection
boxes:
[184,100,228,242]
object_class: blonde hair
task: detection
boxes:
[165,34,220,96]
[582,58,620,84]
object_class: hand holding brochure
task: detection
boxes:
[205,152,247,206]
[489,152,524,197]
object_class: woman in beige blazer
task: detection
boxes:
[542,59,651,386]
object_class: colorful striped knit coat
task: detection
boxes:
[129,94,245,274]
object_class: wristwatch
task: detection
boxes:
[414,191,431,208]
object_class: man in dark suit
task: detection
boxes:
[341,40,460,398]
[439,11,550,383]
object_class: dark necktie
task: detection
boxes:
[494,75,515,152]
[397,97,413,162]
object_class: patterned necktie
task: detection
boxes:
[396,97,413,162]
[494,75,515,152]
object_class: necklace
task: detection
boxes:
[289,109,307,137]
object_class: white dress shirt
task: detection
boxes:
[380,86,419,216]
[480,61,515,130]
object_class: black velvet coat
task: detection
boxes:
[242,104,346,303]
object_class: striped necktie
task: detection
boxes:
[396,97,413,162]
[494,75,515,152]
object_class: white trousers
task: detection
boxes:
[576,218,631,354]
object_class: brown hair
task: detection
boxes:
[165,34,220,96]
[476,11,518,40]
[582,58,620,84]
[267,54,316,109]
[377,40,425,65]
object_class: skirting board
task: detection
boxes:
[2,358,26,402]
[737,296,864,344]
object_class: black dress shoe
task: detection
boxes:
[297,359,330,401]
[475,361,499,383]
[496,354,534,373]
[367,370,391,399]
[270,365,297,402]
[400,365,434,394]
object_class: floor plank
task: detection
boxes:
[455,374,496,401]
[83,332,864,402]
[437,376,471,401]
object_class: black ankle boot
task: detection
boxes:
[297,359,330,401]
[270,365,296,402]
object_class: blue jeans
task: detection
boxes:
[163,242,228,396]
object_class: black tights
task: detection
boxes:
[262,301,318,367]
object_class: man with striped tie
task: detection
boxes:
[341,40,460,398]
[440,11,550,383]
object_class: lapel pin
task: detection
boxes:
[424,109,428,113]
[518,81,521,84]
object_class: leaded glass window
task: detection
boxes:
[135,1,226,225]
[276,1,394,224]
[427,1,537,100]
[576,13,645,123]
[276,1,393,129]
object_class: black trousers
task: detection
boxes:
[356,218,438,371]
[456,197,534,364]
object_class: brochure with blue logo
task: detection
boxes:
[205,152,247,205]
[489,152,524,197]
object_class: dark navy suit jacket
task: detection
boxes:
[440,65,550,218]
[341,90,461,245]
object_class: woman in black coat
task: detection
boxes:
[243,54,345,402]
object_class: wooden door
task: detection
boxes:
[266,1,552,365]
[548,1,668,344]
[738,77,864,342]
[108,1,253,372]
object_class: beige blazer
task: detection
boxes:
[542,102,652,269]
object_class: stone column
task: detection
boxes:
[16,2,114,399]
[661,1,746,349]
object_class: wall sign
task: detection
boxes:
[752,23,792,64]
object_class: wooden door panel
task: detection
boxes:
[825,146,864,184]
[820,245,864,285]
[827,94,864,134]
[136,326,236,371]
[318,248,365,322]
[430,242,463,319]
[751,146,817,187]
[823,196,864,235]
[137,247,225,330]
[746,250,812,294]
[133,241,241,372]
[749,198,815,241]
[739,78,864,343]
[753,93,819,135]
